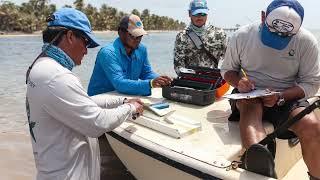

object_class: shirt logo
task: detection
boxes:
[26,98,36,142]
[289,49,295,56]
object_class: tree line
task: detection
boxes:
[0,0,186,33]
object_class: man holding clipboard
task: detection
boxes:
[221,0,320,179]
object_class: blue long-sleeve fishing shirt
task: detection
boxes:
[88,38,159,96]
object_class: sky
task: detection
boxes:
[9,0,320,29]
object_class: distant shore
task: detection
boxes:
[0,31,41,37]
[0,30,179,37]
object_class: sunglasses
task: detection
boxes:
[266,23,296,37]
[73,30,90,48]
[193,13,207,17]
[127,31,143,40]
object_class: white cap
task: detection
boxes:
[266,6,302,35]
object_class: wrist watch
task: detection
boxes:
[123,98,129,104]
[277,93,285,106]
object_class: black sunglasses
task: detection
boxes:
[193,13,207,17]
[72,30,90,47]
[127,31,143,40]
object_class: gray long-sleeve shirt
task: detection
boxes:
[221,23,320,98]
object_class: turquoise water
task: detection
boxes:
[0,30,319,132]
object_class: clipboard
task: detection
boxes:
[223,89,280,100]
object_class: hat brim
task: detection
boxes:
[191,9,209,16]
[260,24,292,50]
[84,31,100,48]
[129,28,148,37]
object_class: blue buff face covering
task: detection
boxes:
[42,43,75,71]
[189,23,206,36]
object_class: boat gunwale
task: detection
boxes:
[106,129,272,180]
[107,131,222,180]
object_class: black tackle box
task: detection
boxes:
[162,66,224,106]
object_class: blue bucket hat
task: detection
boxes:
[261,0,304,50]
[47,8,99,48]
[189,0,209,16]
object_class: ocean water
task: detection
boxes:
[0,30,320,132]
[0,32,178,132]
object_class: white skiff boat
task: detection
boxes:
[96,89,318,180]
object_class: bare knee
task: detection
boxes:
[236,99,263,124]
[292,115,320,142]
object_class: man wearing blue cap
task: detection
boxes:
[221,0,320,179]
[174,0,227,74]
[25,8,143,180]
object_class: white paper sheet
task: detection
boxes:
[223,89,280,100]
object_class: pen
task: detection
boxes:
[241,68,248,79]
[240,68,255,90]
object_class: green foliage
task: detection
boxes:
[131,9,140,17]
[0,0,186,33]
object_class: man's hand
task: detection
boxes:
[237,77,255,93]
[262,89,278,107]
[152,76,172,88]
[126,98,143,105]
[124,98,144,118]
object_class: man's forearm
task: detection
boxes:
[281,86,305,101]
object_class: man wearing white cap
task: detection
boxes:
[174,0,227,74]
[221,0,320,179]
[88,14,172,96]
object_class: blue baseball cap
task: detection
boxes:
[48,8,99,48]
[189,0,209,16]
[261,0,304,50]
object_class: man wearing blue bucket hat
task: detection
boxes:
[221,0,320,179]
[174,0,227,74]
[25,8,143,180]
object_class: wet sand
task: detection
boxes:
[0,131,36,180]
[0,130,135,180]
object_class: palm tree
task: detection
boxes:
[0,0,186,33]
[84,4,99,30]
[96,4,109,30]
[131,9,140,17]
[73,0,84,11]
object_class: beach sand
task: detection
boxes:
[0,131,36,180]
[0,131,135,180]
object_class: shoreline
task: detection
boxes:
[0,30,179,37]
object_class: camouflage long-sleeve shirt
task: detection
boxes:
[173,25,227,74]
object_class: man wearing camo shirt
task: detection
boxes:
[173,0,227,74]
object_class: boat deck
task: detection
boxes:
[100,89,309,180]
